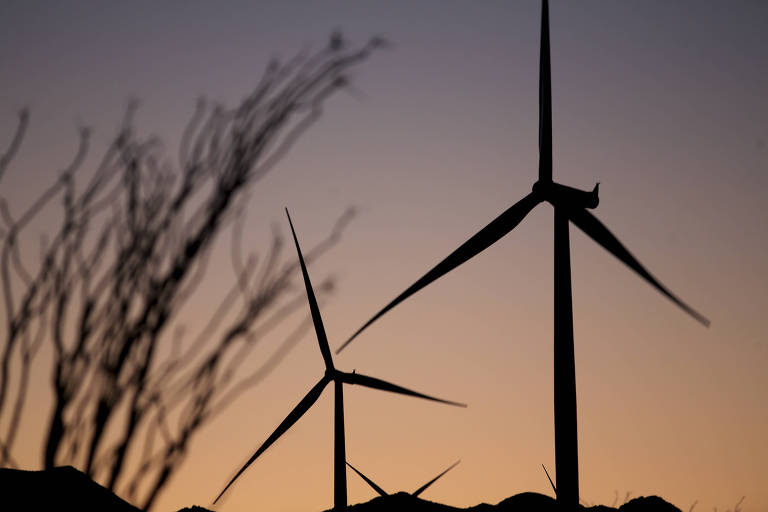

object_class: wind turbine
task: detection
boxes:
[346,459,461,498]
[213,209,466,511]
[336,0,709,506]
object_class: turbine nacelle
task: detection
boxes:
[532,180,600,210]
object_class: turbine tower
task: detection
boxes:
[336,0,709,506]
[213,210,466,510]
[346,459,461,498]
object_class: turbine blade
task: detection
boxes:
[213,377,330,504]
[542,463,557,496]
[337,192,541,353]
[342,371,467,408]
[412,460,461,497]
[346,461,388,496]
[568,207,709,326]
[286,209,335,370]
[539,0,552,182]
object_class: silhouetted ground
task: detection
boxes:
[320,492,681,512]
[0,466,141,511]
[0,466,681,512]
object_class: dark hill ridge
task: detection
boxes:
[0,465,141,511]
[322,491,681,512]
[178,494,681,512]
[0,466,681,512]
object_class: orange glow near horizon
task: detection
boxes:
[1,2,767,512]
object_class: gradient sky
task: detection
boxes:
[1,1,767,511]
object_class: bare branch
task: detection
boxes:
[0,109,29,184]
[0,33,380,510]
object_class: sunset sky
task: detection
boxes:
[1,1,767,511]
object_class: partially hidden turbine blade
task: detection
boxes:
[412,460,461,497]
[213,376,330,504]
[337,192,542,353]
[542,463,557,496]
[286,208,335,370]
[342,371,467,408]
[346,461,388,497]
[567,207,709,326]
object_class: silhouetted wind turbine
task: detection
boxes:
[346,459,461,498]
[213,209,466,510]
[336,0,709,506]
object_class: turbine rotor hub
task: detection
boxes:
[533,180,600,209]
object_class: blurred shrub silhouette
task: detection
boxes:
[708,496,745,512]
[0,33,381,510]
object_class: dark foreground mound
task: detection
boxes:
[0,468,681,512]
[325,491,681,512]
[0,466,141,512]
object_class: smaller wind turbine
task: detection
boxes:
[213,210,466,510]
[346,460,461,498]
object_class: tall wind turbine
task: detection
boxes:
[346,459,461,498]
[336,0,709,506]
[213,210,466,510]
